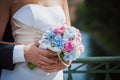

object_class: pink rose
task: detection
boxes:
[64,40,74,52]
[54,26,65,35]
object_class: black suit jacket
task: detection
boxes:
[0,22,15,75]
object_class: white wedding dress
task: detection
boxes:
[1,4,66,80]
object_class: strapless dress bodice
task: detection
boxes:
[11,4,66,44]
[1,4,65,80]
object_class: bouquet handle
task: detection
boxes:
[57,52,70,67]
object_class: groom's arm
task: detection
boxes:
[0,43,15,70]
[0,43,25,70]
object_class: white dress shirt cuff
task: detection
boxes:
[13,45,25,64]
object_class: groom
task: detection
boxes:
[0,21,15,71]
[0,21,53,75]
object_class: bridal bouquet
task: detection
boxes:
[28,24,84,69]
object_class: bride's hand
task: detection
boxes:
[40,60,72,73]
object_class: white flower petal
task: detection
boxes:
[38,39,50,49]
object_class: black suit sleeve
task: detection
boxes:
[0,43,15,70]
[0,20,15,70]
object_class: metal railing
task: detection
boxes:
[63,56,120,80]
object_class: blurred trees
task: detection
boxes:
[76,0,120,55]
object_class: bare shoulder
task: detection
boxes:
[60,0,71,25]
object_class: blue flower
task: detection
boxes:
[63,51,80,61]
[45,31,56,41]
[51,35,64,49]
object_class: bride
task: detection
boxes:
[0,0,71,80]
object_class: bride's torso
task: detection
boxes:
[12,4,65,44]
[1,3,65,80]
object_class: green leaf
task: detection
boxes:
[59,52,65,62]
[27,62,37,70]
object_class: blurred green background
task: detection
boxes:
[69,0,120,56]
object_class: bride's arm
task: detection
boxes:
[61,0,71,26]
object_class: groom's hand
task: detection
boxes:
[24,42,59,66]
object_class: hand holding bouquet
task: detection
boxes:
[28,24,84,69]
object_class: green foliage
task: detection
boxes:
[27,62,37,70]
[76,0,120,54]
